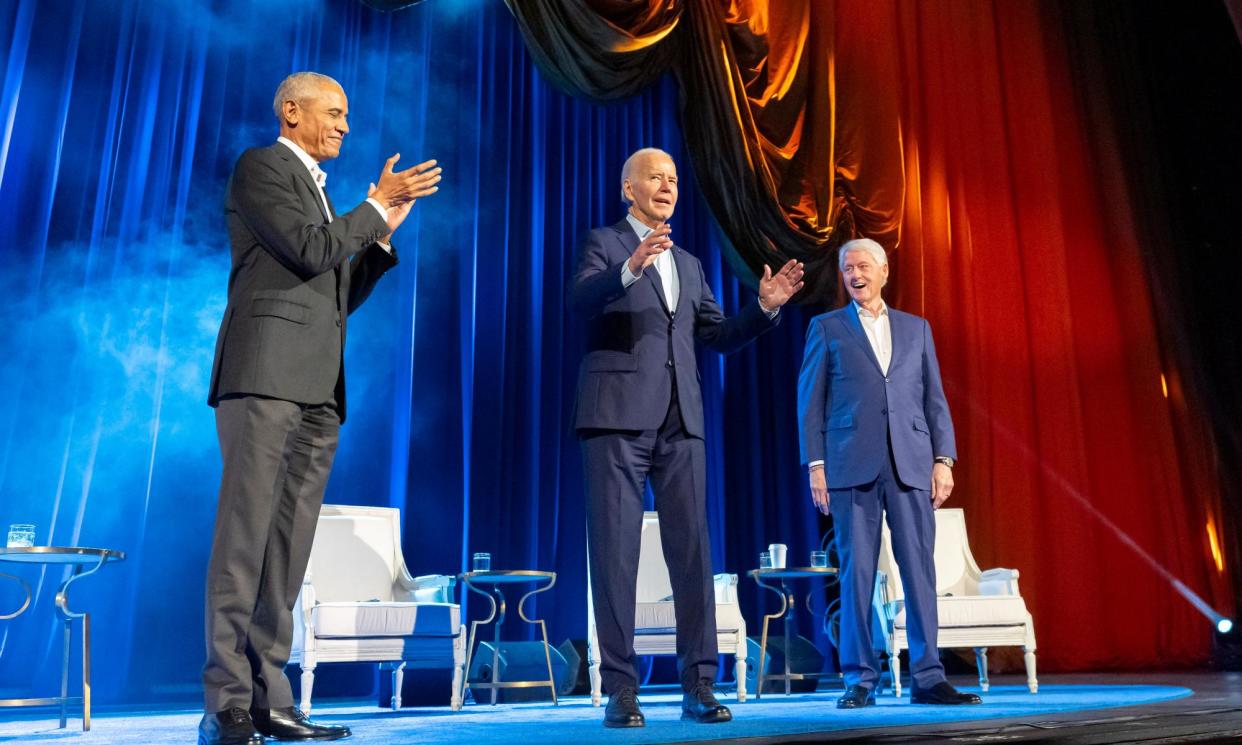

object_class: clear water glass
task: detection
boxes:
[810,550,828,568]
[6,524,34,548]
[759,551,773,569]
[472,552,491,572]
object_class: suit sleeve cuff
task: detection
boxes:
[365,197,388,221]
[620,262,641,287]
[808,460,824,469]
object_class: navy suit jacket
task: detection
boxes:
[570,219,776,438]
[207,143,396,422]
[797,304,956,491]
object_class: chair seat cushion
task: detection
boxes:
[635,601,742,634]
[893,595,1028,628]
[312,601,460,638]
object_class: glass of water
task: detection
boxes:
[759,551,773,569]
[6,524,35,548]
[810,550,828,568]
[472,552,491,572]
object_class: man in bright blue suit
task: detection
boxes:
[797,238,981,708]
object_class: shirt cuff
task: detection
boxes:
[761,304,780,320]
[375,241,393,254]
[621,262,641,287]
[365,197,388,221]
[808,460,824,469]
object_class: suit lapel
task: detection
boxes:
[838,305,884,375]
[274,144,331,223]
[613,220,672,316]
[888,309,906,373]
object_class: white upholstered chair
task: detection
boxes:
[290,504,466,712]
[586,511,748,705]
[875,508,1037,697]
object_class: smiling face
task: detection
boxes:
[623,151,678,227]
[841,247,889,307]
[279,80,349,162]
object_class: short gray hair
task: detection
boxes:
[620,147,674,204]
[272,72,340,120]
[838,238,887,270]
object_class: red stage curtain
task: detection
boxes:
[504,0,1229,670]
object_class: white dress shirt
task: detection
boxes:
[809,300,891,470]
[276,137,391,252]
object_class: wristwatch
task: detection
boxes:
[934,456,955,468]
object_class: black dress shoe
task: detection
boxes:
[603,687,645,728]
[251,707,351,741]
[681,679,732,723]
[836,685,876,709]
[198,708,264,745]
[910,681,982,705]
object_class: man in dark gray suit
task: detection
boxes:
[200,72,441,745]
[572,148,804,728]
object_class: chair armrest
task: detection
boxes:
[395,573,457,603]
[979,567,1021,596]
[713,573,739,604]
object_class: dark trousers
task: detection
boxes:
[582,393,717,695]
[203,395,340,713]
[831,441,945,692]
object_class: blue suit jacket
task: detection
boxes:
[570,219,776,438]
[797,305,956,491]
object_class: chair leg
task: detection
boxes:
[589,663,602,707]
[451,626,466,711]
[300,664,316,714]
[735,656,747,703]
[392,662,406,709]
[974,647,989,692]
[1024,648,1038,693]
[891,651,902,698]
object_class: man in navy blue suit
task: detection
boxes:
[572,148,804,728]
[797,238,981,708]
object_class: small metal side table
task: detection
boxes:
[457,570,558,706]
[747,566,838,698]
[0,547,126,730]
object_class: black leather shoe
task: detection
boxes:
[836,685,876,709]
[681,679,732,723]
[198,708,264,745]
[603,687,645,728]
[910,681,982,705]
[251,707,351,741]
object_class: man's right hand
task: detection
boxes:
[627,223,672,275]
[372,154,442,209]
[809,466,830,515]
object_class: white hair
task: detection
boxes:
[838,238,887,270]
[272,72,340,120]
[620,147,674,204]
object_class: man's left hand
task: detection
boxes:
[758,259,805,311]
[370,182,415,243]
[931,462,954,508]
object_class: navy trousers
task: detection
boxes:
[581,391,717,695]
[831,442,945,692]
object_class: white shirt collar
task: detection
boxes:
[853,299,889,319]
[625,212,656,240]
[277,136,326,186]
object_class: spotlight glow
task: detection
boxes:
[1218,618,1234,635]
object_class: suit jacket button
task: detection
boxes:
[881,408,888,415]
[885,377,891,383]
[336,318,343,327]
[666,360,674,368]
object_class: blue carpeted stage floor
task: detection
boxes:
[0,683,1193,744]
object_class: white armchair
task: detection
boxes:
[290,504,466,712]
[874,508,1036,697]
[586,512,747,705]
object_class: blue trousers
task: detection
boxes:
[831,446,945,691]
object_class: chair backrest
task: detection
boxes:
[877,508,982,602]
[635,512,674,603]
[306,504,403,603]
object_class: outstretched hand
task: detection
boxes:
[759,259,805,311]
[369,182,414,243]
[372,154,442,209]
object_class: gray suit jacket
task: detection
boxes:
[569,219,776,438]
[207,143,396,422]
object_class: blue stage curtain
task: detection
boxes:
[0,0,822,703]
